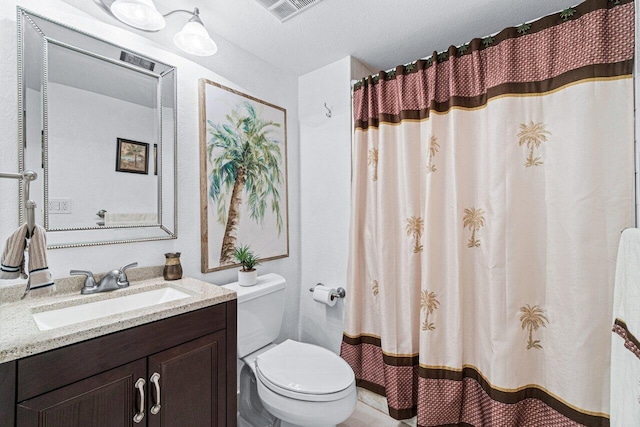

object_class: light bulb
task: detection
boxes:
[173,21,217,56]
[111,0,166,31]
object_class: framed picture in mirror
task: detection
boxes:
[116,138,149,175]
[154,144,158,176]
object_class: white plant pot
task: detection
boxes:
[238,269,257,287]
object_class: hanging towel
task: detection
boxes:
[104,212,158,226]
[0,224,28,280]
[611,228,640,426]
[26,225,55,296]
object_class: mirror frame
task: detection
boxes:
[17,8,178,249]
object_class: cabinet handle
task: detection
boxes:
[150,372,162,415]
[133,377,146,423]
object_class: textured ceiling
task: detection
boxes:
[65,0,580,77]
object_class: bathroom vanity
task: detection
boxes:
[0,273,237,427]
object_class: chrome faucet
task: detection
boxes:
[71,262,138,295]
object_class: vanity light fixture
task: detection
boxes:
[100,0,218,56]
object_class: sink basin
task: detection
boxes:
[32,287,191,331]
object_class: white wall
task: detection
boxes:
[45,84,157,229]
[297,56,375,353]
[0,0,301,342]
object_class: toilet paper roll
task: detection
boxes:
[312,285,337,307]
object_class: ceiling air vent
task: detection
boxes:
[255,0,325,22]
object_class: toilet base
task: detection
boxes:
[238,362,344,427]
[238,364,278,427]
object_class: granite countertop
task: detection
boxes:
[0,267,236,363]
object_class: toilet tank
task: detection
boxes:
[223,273,286,358]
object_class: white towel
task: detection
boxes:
[0,224,28,280]
[104,212,158,226]
[611,228,640,426]
[26,225,55,296]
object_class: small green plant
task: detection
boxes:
[232,245,261,272]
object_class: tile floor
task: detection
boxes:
[338,401,413,427]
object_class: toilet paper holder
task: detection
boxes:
[309,284,346,301]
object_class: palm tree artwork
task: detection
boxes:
[517,121,551,167]
[207,101,284,265]
[427,135,439,173]
[519,304,549,350]
[421,290,440,331]
[368,147,379,181]
[406,216,424,253]
[463,207,485,248]
[121,142,147,171]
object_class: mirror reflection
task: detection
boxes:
[19,8,177,248]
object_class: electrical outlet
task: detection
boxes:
[60,200,71,213]
[49,199,71,214]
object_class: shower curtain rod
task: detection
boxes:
[350,3,579,87]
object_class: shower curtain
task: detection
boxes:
[341,0,635,425]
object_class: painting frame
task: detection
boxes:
[153,144,158,176]
[115,138,149,175]
[198,79,289,273]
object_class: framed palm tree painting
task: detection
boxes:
[116,138,149,174]
[198,79,289,273]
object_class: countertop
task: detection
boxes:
[0,269,236,363]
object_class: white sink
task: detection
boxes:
[32,287,190,331]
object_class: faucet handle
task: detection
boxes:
[71,270,97,292]
[117,262,138,286]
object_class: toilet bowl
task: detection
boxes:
[224,274,357,427]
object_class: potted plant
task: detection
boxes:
[233,245,261,286]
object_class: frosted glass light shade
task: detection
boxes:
[111,0,166,31]
[173,21,218,56]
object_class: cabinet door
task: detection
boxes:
[147,331,226,427]
[16,358,147,427]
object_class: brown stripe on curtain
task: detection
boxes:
[613,318,640,360]
[342,341,610,427]
[355,60,633,129]
[353,0,634,130]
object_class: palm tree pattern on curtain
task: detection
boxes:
[206,102,284,264]
[427,135,439,173]
[421,290,440,331]
[368,147,379,181]
[343,1,634,425]
[520,304,549,350]
[406,216,424,253]
[518,121,551,167]
[463,207,485,248]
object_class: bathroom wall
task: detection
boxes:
[44,84,157,229]
[297,56,375,353]
[0,0,301,342]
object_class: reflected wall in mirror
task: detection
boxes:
[18,8,177,248]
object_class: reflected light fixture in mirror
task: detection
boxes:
[100,0,217,56]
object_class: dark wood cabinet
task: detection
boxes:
[147,332,226,427]
[16,359,146,427]
[0,301,237,427]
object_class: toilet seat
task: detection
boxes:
[254,339,355,402]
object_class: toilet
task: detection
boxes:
[224,273,357,427]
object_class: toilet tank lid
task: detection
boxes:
[222,273,286,303]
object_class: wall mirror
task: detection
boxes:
[18,8,177,248]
